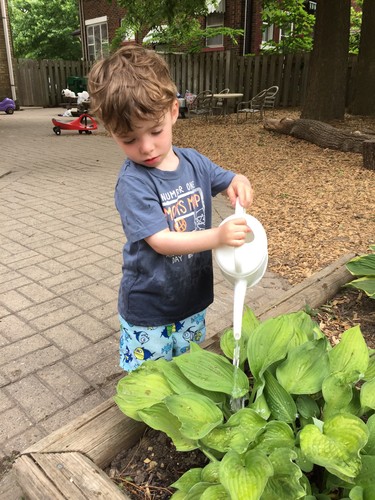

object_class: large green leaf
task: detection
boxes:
[252,420,295,454]
[201,484,230,499]
[174,343,249,396]
[364,350,375,381]
[364,414,375,455]
[138,402,197,451]
[263,370,297,423]
[360,377,375,410]
[296,395,320,419]
[346,253,375,277]
[220,327,248,367]
[247,315,295,380]
[161,360,225,404]
[328,326,369,377]
[354,455,375,489]
[219,449,273,500]
[300,413,369,481]
[114,361,174,420]
[261,448,306,499]
[322,372,357,419]
[346,276,375,298]
[201,408,267,453]
[285,310,324,347]
[171,468,203,492]
[276,338,330,394]
[165,392,223,440]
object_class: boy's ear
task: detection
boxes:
[171,99,179,124]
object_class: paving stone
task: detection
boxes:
[37,362,93,404]
[9,375,66,422]
[67,314,114,342]
[42,323,90,354]
[1,334,50,365]
[17,297,69,322]
[0,406,33,443]
[1,426,45,458]
[40,391,105,435]
[0,290,33,312]
[16,283,56,304]
[82,282,118,303]
[1,345,64,382]
[50,275,95,295]
[0,316,37,342]
[28,304,82,332]
[17,265,53,281]
[0,389,14,413]
[84,356,123,387]
[68,337,118,371]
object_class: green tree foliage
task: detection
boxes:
[113,0,210,45]
[9,0,81,60]
[261,0,315,53]
[112,0,242,53]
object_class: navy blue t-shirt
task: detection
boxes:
[114,147,235,326]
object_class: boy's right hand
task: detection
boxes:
[217,218,250,247]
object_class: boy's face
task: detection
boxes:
[112,100,179,171]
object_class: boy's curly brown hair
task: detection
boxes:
[88,45,177,135]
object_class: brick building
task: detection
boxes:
[77,0,265,61]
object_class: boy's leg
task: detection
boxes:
[172,309,207,356]
[118,315,174,372]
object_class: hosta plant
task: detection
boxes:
[345,245,375,298]
[115,307,375,499]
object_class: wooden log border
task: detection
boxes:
[14,253,355,499]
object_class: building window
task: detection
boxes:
[85,16,109,61]
[206,12,224,48]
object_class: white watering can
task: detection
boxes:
[214,199,268,341]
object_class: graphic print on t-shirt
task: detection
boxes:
[161,185,206,233]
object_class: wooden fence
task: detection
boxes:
[14,51,357,110]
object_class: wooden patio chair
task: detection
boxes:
[236,89,268,123]
[187,90,213,120]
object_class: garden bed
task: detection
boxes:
[12,254,359,499]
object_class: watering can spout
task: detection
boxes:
[233,279,247,340]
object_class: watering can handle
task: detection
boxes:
[235,198,246,217]
[234,199,246,274]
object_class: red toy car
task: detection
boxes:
[52,113,98,135]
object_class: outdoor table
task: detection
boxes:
[211,93,244,116]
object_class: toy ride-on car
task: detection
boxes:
[0,97,16,114]
[52,113,98,135]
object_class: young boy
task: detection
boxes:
[88,45,253,372]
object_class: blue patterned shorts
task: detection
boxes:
[118,310,207,372]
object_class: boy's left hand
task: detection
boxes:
[227,174,254,209]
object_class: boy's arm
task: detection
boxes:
[145,218,250,256]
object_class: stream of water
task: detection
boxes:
[230,339,244,412]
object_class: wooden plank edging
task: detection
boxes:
[14,253,356,498]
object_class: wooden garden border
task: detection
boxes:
[14,253,355,499]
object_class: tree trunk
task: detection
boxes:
[348,0,375,116]
[301,0,351,121]
[263,117,374,154]
[363,141,375,170]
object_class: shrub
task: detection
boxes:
[115,307,375,499]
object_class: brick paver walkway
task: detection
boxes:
[0,108,290,492]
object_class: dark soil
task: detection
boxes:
[106,287,374,500]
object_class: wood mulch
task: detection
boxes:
[173,109,375,285]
